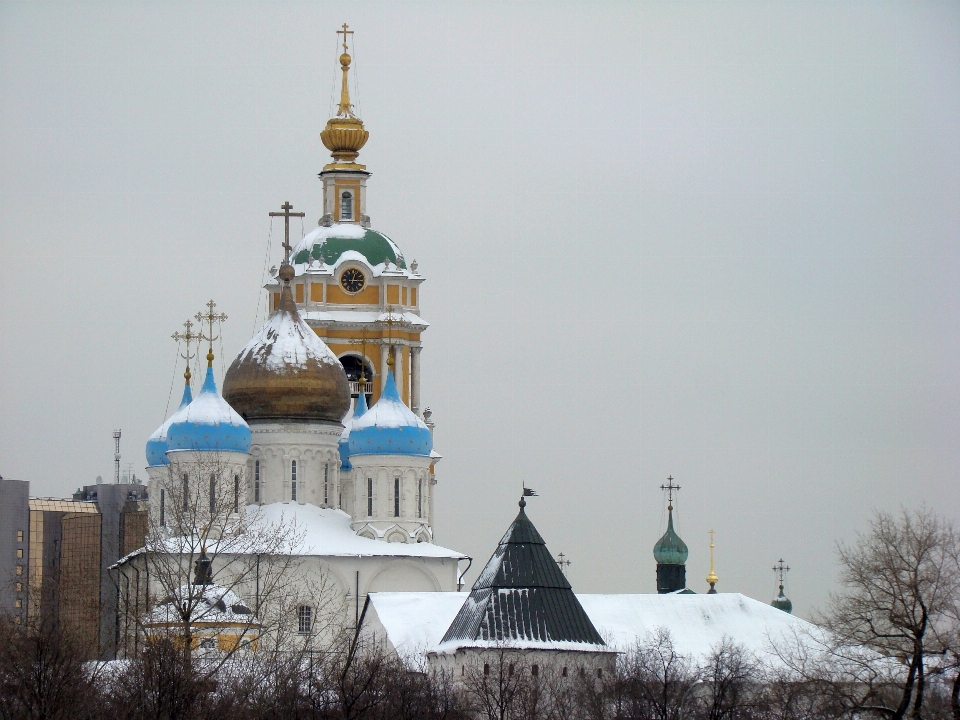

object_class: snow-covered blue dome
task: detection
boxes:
[338,392,367,470]
[146,381,193,467]
[349,369,432,456]
[166,365,251,454]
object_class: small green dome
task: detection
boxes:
[292,224,406,269]
[653,509,689,566]
[772,586,793,614]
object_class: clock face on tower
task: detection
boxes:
[340,268,365,294]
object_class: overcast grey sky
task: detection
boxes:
[2,1,959,618]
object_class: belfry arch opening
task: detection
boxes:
[339,354,374,404]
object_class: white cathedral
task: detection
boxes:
[123,30,819,671]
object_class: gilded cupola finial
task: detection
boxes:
[172,318,200,386]
[320,24,370,166]
[196,299,228,368]
[706,529,719,593]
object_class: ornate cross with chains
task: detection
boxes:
[337,23,353,53]
[773,558,791,584]
[195,299,228,354]
[269,201,306,265]
[660,475,681,508]
[171,319,201,381]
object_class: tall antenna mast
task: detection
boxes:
[113,429,121,484]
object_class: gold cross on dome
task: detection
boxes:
[773,558,791,584]
[195,299,228,363]
[337,23,353,53]
[171,319,201,381]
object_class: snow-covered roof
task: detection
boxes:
[301,310,428,329]
[253,503,464,558]
[145,583,259,626]
[366,591,823,666]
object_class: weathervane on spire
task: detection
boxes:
[171,319,201,385]
[195,300,228,367]
[660,475,681,510]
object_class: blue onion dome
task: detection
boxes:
[349,365,431,456]
[167,358,251,454]
[653,507,689,565]
[338,391,367,471]
[291,224,406,270]
[222,282,350,423]
[772,586,793,614]
[146,377,193,467]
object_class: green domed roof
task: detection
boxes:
[772,587,793,614]
[654,509,689,566]
[292,224,406,269]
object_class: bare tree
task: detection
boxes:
[786,507,960,720]
[115,451,346,700]
[0,614,103,720]
[696,638,759,720]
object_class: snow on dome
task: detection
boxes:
[146,381,193,467]
[146,583,259,626]
[234,301,340,372]
[291,224,407,270]
[222,284,350,424]
[349,370,432,456]
[339,392,367,471]
[166,366,251,454]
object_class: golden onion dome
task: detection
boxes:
[319,46,369,164]
[222,282,350,424]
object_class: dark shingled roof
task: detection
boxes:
[441,499,606,647]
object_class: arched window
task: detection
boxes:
[291,460,298,502]
[340,191,353,220]
[160,489,165,527]
[417,478,423,518]
[209,474,216,514]
[233,475,240,513]
[367,477,373,517]
[254,460,261,503]
[323,463,329,506]
[182,473,189,511]
[394,477,400,517]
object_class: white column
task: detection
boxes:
[410,346,422,415]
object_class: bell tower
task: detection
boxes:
[318,23,370,228]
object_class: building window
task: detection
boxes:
[16,531,23,542]
[298,605,312,635]
[182,473,189,511]
[341,191,353,220]
[509,663,515,676]
[14,599,21,609]
[562,666,568,677]
[484,663,490,676]
[254,460,261,503]
[532,664,539,677]
[324,463,329,505]
[16,549,22,559]
[160,489,165,526]
[291,460,298,502]
[367,477,373,516]
[209,475,216,514]
[597,668,603,678]
[234,475,240,513]
[15,566,22,576]
[15,583,21,593]
[394,477,400,517]
[418,478,423,518]
[200,638,215,649]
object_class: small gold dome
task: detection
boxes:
[320,117,369,163]
[223,285,350,424]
